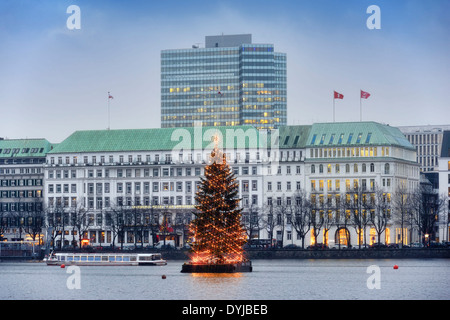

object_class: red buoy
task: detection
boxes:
[393,265,398,269]
[162,275,166,279]
[60,264,65,268]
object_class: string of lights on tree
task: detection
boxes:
[188,140,248,265]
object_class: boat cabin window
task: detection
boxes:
[60,256,66,261]
[102,256,108,262]
[67,256,73,261]
[109,256,115,262]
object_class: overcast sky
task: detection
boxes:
[0,0,449,143]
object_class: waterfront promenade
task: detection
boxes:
[1,245,449,261]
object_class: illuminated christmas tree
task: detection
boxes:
[183,143,251,271]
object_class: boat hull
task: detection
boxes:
[46,260,167,266]
[181,261,252,273]
[44,253,167,266]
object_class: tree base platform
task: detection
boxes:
[180,260,252,273]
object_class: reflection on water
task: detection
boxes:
[191,273,243,279]
[0,259,449,300]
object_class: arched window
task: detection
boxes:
[370,163,375,172]
[362,163,366,172]
[335,228,350,246]
[384,163,390,174]
[311,164,315,174]
[319,164,324,173]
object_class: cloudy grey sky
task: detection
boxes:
[0,0,449,143]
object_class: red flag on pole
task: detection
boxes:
[334,91,344,99]
[360,90,371,99]
[108,92,114,99]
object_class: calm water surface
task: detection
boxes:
[1,259,449,300]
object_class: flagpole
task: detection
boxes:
[107,92,111,130]
[360,94,362,122]
[333,94,335,123]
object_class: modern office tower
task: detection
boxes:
[399,124,450,172]
[161,34,287,129]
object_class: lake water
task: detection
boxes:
[1,259,449,300]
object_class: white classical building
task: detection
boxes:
[399,124,450,172]
[42,121,421,249]
[438,131,450,242]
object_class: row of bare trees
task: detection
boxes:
[242,184,448,248]
[1,183,448,250]
[44,202,194,251]
[0,199,193,251]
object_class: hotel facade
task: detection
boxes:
[37,121,426,249]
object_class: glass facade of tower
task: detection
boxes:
[161,35,286,129]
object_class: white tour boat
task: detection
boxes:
[44,252,167,266]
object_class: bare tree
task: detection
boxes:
[291,190,311,249]
[173,209,193,247]
[105,200,127,250]
[335,192,353,248]
[23,199,45,244]
[369,187,392,246]
[262,203,276,248]
[438,193,449,242]
[347,185,372,248]
[273,196,290,247]
[242,203,264,243]
[45,199,68,250]
[310,193,324,246]
[410,183,441,246]
[392,185,414,247]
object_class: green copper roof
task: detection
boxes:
[48,126,266,154]
[306,122,415,150]
[277,125,312,149]
[0,139,53,158]
[47,122,414,154]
